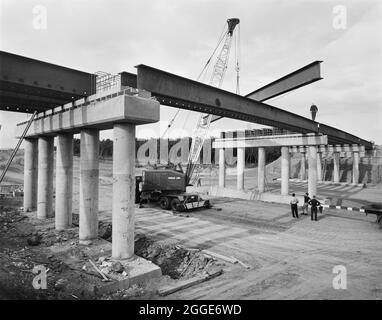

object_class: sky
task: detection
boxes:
[0,0,381,148]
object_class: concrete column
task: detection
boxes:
[352,151,360,184]
[333,152,340,183]
[112,124,136,259]
[258,147,266,193]
[159,138,168,165]
[55,134,73,230]
[23,138,38,211]
[317,151,322,181]
[79,129,99,243]
[300,151,306,180]
[218,148,225,188]
[308,146,318,197]
[237,147,245,190]
[37,136,54,219]
[281,146,290,195]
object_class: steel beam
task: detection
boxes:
[136,64,318,132]
[0,51,96,113]
[136,65,372,149]
[211,61,323,122]
[246,61,323,102]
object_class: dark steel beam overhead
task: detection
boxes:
[245,61,323,102]
[136,64,372,149]
[210,60,323,122]
[0,51,96,113]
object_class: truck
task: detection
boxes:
[135,168,210,212]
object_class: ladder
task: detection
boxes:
[0,111,37,184]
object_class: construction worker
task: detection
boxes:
[308,195,321,221]
[302,192,310,215]
[310,103,318,121]
[290,193,299,218]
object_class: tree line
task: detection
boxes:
[72,138,281,165]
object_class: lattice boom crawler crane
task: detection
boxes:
[135,18,240,211]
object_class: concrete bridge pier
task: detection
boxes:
[55,134,73,230]
[237,147,245,190]
[23,138,38,211]
[37,136,54,219]
[317,151,322,181]
[112,123,136,260]
[308,146,318,197]
[219,148,226,188]
[352,151,360,184]
[333,152,340,183]
[257,147,266,193]
[79,129,99,244]
[281,146,290,195]
[299,148,306,180]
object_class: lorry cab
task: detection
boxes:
[135,169,210,212]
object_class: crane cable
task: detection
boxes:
[197,22,228,81]
[161,22,228,139]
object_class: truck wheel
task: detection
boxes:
[378,215,382,229]
[170,198,181,211]
[204,200,211,209]
[159,196,170,210]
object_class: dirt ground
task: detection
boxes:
[0,196,224,300]
[1,151,381,299]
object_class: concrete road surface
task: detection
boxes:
[109,198,382,300]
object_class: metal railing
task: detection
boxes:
[222,128,297,138]
[95,71,121,93]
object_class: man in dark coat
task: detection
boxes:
[310,104,318,121]
[308,195,321,221]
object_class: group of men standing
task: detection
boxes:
[290,192,321,221]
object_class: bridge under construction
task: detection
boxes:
[0,44,376,287]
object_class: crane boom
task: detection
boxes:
[185,18,240,184]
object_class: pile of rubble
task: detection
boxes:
[134,235,223,280]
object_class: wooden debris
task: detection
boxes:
[158,269,223,296]
[179,256,196,277]
[88,259,110,282]
[202,250,238,264]
[232,257,251,269]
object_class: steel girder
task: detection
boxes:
[136,64,372,149]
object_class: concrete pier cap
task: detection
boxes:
[15,93,160,138]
